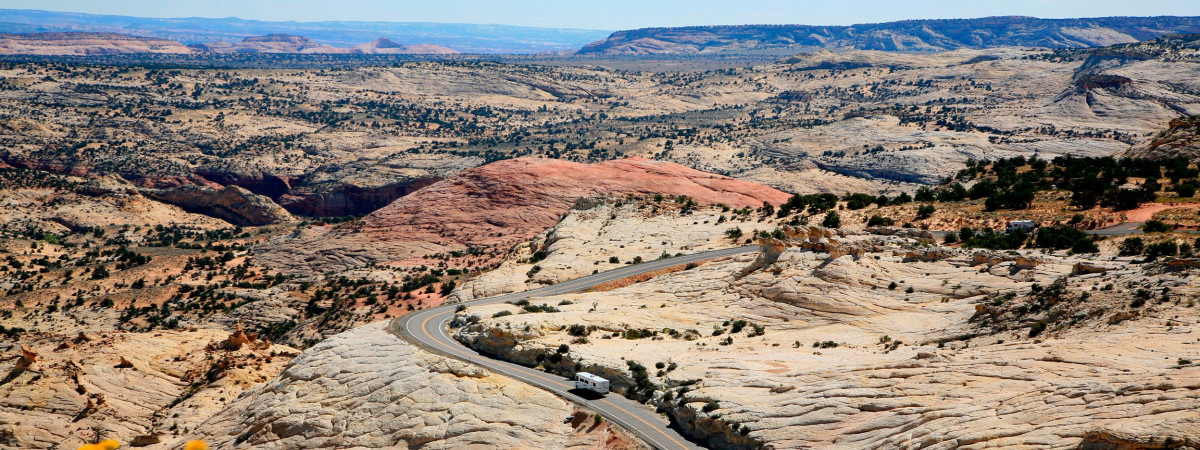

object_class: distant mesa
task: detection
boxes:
[351,38,458,55]
[0,32,192,55]
[0,32,458,55]
[190,34,338,54]
[0,9,609,53]
[577,16,1200,55]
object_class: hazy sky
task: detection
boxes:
[5,0,1200,30]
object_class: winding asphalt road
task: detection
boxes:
[391,222,1154,449]
[395,246,756,450]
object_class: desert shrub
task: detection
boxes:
[914,187,935,202]
[822,211,841,228]
[984,182,1036,210]
[1144,241,1178,260]
[843,193,876,210]
[1028,320,1047,337]
[1032,225,1097,253]
[523,303,560,313]
[91,265,110,279]
[1143,220,1172,233]
[936,183,968,202]
[724,227,743,240]
[962,229,1028,250]
[958,227,976,241]
[866,215,894,227]
[915,204,936,220]
[728,320,748,333]
[1119,237,1145,256]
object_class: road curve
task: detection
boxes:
[394,246,757,450]
[392,222,1152,449]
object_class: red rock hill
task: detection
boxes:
[256,157,789,274]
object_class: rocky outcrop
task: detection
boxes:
[215,324,270,351]
[0,329,296,449]
[1127,115,1200,161]
[750,225,928,266]
[183,321,645,449]
[255,157,791,274]
[78,175,139,197]
[1072,262,1111,275]
[901,246,958,262]
[141,184,294,226]
[1080,426,1200,449]
[971,250,1042,269]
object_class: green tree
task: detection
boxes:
[916,204,936,220]
[1143,220,1171,233]
[822,211,841,228]
[1118,237,1144,256]
[91,265,110,280]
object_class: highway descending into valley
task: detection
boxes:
[392,222,1151,449]
[396,245,757,450]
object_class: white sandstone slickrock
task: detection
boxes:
[452,223,1200,449]
[183,321,646,449]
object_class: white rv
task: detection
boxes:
[575,372,609,395]
[1006,220,1036,233]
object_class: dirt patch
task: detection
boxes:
[1124,203,1196,222]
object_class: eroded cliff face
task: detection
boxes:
[141,185,294,227]
[451,222,1200,449]
[277,177,441,217]
[183,321,646,450]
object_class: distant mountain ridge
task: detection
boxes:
[0,32,458,55]
[577,16,1200,54]
[0,8,612,54]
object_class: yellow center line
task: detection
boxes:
[600,399,687,449]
